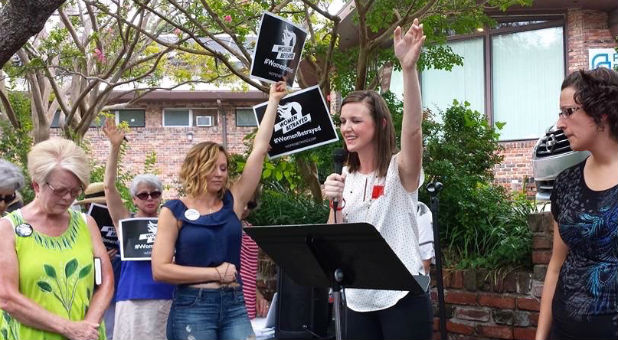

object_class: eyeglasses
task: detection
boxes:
[46,182,83,198]
[135,191,162,200]
[558,106,582,118]
[0,192,16,203]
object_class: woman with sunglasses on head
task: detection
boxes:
[0,159,25,216]
[151,81,285,340]
[323,19,431,340]
[0,138,113,340]
[102,118,174,340]
[536,67,618,340]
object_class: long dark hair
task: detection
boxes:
[341,91,396,177]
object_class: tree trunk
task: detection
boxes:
[296,157,323,203]
[355,48,369,90]
[0,0,67,69]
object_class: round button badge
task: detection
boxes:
[184,208,200,221]
[15,223,33,237]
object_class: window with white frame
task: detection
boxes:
[117,109,146,127]
[391,17,565,141]
[193,109,217,127]
[163,109,191,127]
[236,108,257,127]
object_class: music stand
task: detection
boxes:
[244,223,430,340]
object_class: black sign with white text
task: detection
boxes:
[250,12,307,87]
[253,85,338,158]
[87,203,119,251]
[118,218,158,261]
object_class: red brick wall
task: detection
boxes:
[493,140,536,195]
[566,9,618,73]
[430,212,553,340]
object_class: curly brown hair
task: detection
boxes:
[179,141,229,198]
[562,68,618,141]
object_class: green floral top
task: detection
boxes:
[0,209,105,340]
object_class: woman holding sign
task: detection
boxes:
[102,119,174,340]
[323,19,432,339]
[151,81,285,340]
[0,138,113,340]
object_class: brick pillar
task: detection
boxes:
[527,212,554,298]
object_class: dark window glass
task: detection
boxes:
[118,109,145,127]
[236,108,257,127]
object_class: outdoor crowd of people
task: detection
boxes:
[0,16,617,340]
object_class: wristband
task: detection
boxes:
[329,198,345,211]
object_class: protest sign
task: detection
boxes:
[118,217,158,261]
[87,203,119,251]
[253,85,338,158]
[250,11,307,87]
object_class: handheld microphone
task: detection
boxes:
[332,148,346,211]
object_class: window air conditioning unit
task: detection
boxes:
[196,115,213,127]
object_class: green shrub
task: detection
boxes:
[247,182,329,226]
[419,100,532,270]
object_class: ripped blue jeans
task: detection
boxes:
[166,286,255,340]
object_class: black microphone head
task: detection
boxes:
[332,148,346,174]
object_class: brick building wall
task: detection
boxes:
[567,9,617,73]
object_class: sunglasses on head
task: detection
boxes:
[135,191,162,200]
[0,192,16,203]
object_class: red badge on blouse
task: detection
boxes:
[371,185,384,199]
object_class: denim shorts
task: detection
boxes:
[166,286,255,340]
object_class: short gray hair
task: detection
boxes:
[0,159,25,191]
[130,174,162,197]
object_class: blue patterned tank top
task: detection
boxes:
[550,158,618,320]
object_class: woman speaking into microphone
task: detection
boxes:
[323,18,431,340]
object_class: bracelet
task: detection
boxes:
[216,267,223,282]
[329,198,345,211]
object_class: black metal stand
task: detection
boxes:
[427,181,447,340]
[331,269,344,340]
[244,223,430,340]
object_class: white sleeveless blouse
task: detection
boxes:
[341,153,424,312]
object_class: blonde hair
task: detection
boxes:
[179,141,229,198]
[27,138,90,188]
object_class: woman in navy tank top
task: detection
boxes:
[151,81,286,340]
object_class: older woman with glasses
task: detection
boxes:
[0,138,113,340]
[0,159,25,216]
[102,118,173,340]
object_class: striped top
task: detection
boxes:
[240,220,259,319]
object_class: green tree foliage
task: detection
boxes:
[0,92,34,202]
[1,0,233,143]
